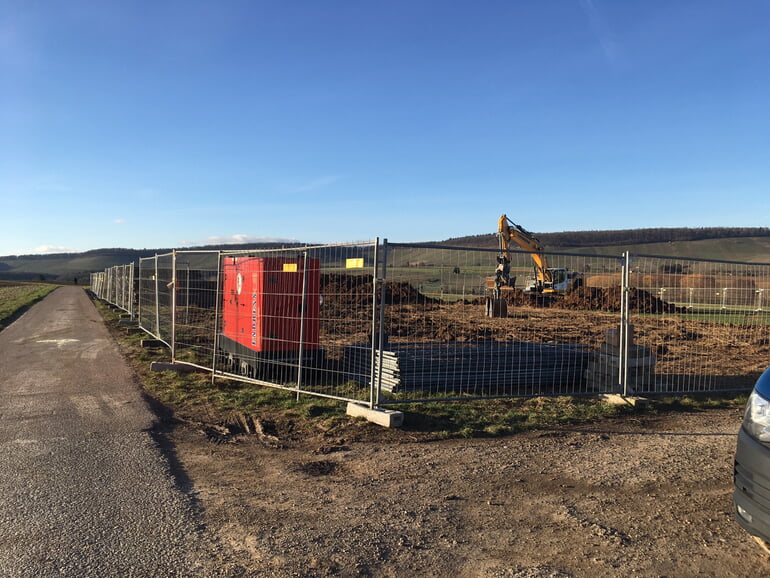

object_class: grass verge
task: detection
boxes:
[0,282,58,330]
[94,299,748,443]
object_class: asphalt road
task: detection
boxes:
[0,287,229,577]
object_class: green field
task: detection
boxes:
[0,282,58,329]
[554,236,770,262]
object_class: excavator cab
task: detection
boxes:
[550,268,567,286]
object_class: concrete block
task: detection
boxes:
[599,342,653,358]
[141,339,166,349]
[600,394,650,407]
[585,346,656,393]
[346,402,404,428]
[605,325,635,348]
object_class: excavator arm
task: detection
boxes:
[497,214,552,288]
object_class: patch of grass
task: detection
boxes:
[0,282,58,330]
[93,301,349,433]
[395,395,639,438]
[642,392,748,413]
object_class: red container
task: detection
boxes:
[222,256,320,353]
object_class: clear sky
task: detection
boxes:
[2,1,769,255]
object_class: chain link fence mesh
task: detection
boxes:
[374,243,624,401]
[625,254,770,394]
[90,243,770,406]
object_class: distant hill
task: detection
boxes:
[444,226,770,249]
[2,228,770,281]
[440,227,770,263]
[0,242,304,282]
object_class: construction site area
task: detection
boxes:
[90,223,770,413]
[86,226,770,576]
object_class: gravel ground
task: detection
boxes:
[167,406,770,577]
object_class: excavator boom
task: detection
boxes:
[497,214,552,286]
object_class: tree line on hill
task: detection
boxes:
[443,227,770,249]
[2,229,769,282]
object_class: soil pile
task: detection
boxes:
[321,273,438,306]
[322,274,680,314]
[561,287,681,313]
[497,286,680,313]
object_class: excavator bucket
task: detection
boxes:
[486,297,508,318]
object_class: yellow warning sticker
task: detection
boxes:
[346,258,364,269]
[283,263,298,273]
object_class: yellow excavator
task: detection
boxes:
[487,214,583,317]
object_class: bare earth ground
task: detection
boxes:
[166,407,770,577]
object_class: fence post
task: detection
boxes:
[121,265,127,311]
[154,255,161,339]
[211,251,223,383]
[369,238,385,409]
[619,251,631,396]
[377,239,389,409]
[129,262,135,320]
[138,260,144,328]
[171,250,177,363]
[296,250,309,397]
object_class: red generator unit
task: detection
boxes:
[219,256,321,376]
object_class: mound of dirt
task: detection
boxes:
[321,273,439,306]
[497,287,680,314]
[560,286,623,311]
[562,287,681,313]
[321,274,679,314]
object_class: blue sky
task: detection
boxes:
[2,1,769,255]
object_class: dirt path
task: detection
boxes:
[170,406,770,577]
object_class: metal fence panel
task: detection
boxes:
[626,254,770,394]
[138,256,163,342]
[90,272,104,298]
[209,243,378,403]
[375,243,625,402]
[113,263,134,314]
[137,254,174,345]
[91,265,135,317]
[155,253,174,345]
[172,251,221,370]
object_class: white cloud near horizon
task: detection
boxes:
[33,245,81,254]
[190,234,299,246]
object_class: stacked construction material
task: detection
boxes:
[345,341,591,395]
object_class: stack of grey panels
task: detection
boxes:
[345,341,591,394]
